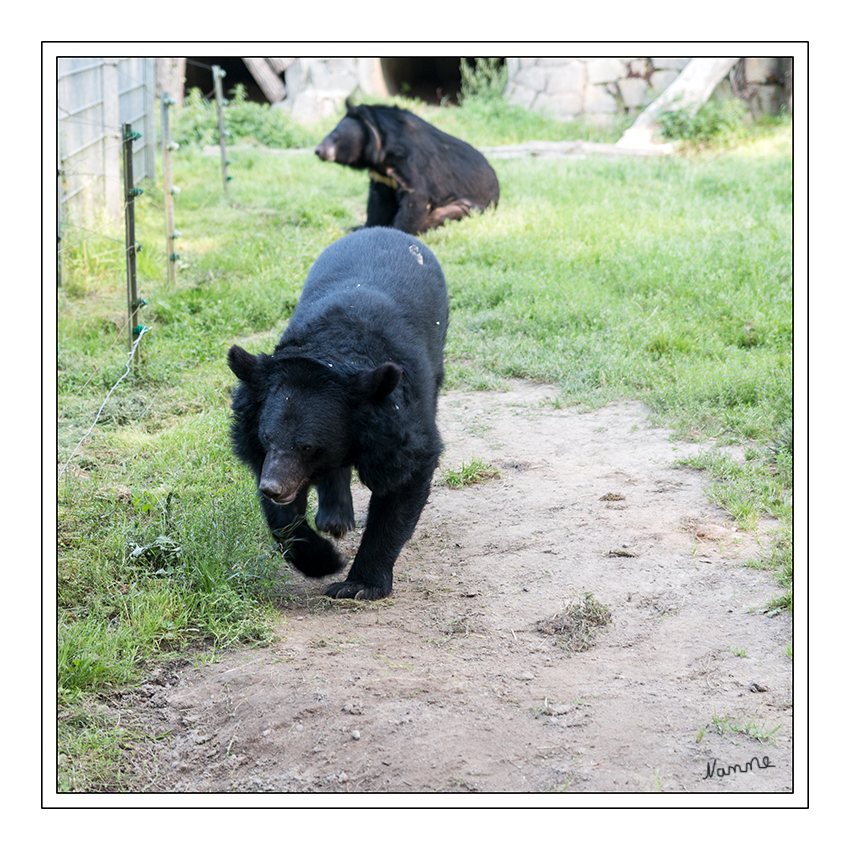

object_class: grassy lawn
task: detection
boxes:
[55,94,792,788]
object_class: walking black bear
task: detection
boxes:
[228,228,448,600]
[315,100,499,235]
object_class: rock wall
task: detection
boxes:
[278,57,792,125]
[280,58,386,121]
[504,57,791,126]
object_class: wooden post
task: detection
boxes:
[122,123,142,365]
[212,65,231,195]
[161,93,178,286]
[242,57,287,103]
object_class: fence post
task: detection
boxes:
[212,65,231,195]
[57,164,64,289]
[122,122,143,366]
[161,93,179,286]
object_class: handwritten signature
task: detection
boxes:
[704,756,776,779]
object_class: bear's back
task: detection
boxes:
[288,228,448,359]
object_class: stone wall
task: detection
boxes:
[504,57,790,126]
[278,57,792,125]
[280,58,386,121]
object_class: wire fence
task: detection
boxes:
[57,58,156,229]
[57,63,221,480]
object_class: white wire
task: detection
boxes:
[57,326,150,482]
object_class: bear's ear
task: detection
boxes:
[359,362,402,403]
[228,345,259,384]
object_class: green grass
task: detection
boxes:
[711,714,782,745]
[56,97,792,789]
[441,457,500,489]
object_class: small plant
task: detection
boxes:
[441,457,500,489]
[658,97,748,145]
[538,593,612,654]
[711,714,781,744]
[459,58,508,103]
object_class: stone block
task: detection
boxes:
[586,58,627,84]
[284,59,308,96]
[584,83,618,113]
[650,69,681,95]
[545,62,584,94]
[745,57,781,84]
[514,65,549,93]
[534,91,582,118]
[506,83,537,110]
[618,76,650,108]
[285,90,347,123]
[505,58,521,77]
[310,70,358,93]
[626,58,652,78]
[650,57,690,71]
[326,58,357,74]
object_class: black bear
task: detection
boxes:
[315,101,500,235]
[228,227,448,600]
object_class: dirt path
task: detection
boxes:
[117,382,792,794]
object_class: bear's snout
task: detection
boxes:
[315,141,335,162]
[259,451,307,504]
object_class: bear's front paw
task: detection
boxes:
[324,581,391,601]
[289,537,345,578]
[315,505,356,539]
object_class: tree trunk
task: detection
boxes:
[616,57,739,149]
[242,58,287,104]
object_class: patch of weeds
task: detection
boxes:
[658,97,749,147]
[728,646,749,658]
[459,58,508,103]
[441,457,500,489]
[676,448,791,531]
[746,521,792,612]
[548,774,574,793]
[57,701,168,792]
[538,592,612,654]
[711,713,781,744]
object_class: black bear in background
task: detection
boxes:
[315,100,500,235]
[228,227,448,600]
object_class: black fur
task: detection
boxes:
[315,101,500,235]
[228,228,448,600]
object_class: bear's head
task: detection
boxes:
[314,103,385,168]
[314,116,367,166]
[228,346,402,503]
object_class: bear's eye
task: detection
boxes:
[298,443,316,457]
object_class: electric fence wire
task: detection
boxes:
[57,326,150,482]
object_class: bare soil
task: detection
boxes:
[113,382,792,794]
